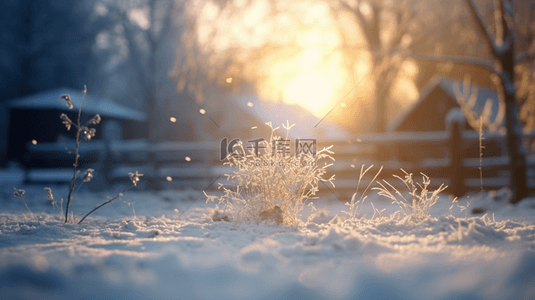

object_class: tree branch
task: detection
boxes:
[494,0,514,56]
[465,0,499,57]
[515,52,535,65]
[154,0,176,47]
[337,0,373,45]
[397,51,501,76]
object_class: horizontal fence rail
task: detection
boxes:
[21,117,535,200]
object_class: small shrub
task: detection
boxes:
[205,122,335,225]
[372,169,448,222]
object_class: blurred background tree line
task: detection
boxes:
[1,0,535,189]
[0,0,200,143]
[2,0,534,139]
[1,0,535,201]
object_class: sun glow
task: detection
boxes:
[284,72,340,116]
[187,0,361,118]
[185,0,418,122]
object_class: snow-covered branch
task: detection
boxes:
[516,52,535,65]
[395,52,500,75]
[465,0,499,57]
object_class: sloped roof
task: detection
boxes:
[387,76,501,132]
[233,94,352,140]
[4,88,146,122]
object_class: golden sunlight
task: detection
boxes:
[187,0,386,120]
[283,72,339,117]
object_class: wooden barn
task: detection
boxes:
[0,88,147,168]
[387,76,504,162]
[388,76,502,132]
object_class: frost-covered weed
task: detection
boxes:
[373,169,448,223]
[205,122,335,225]
[60,87,142,224]
[15,86,142,224]
[60,86,102,222]
[450,197,470,219]
[44,187,64,217]
[13,188,35,220]
[343,164,382,220]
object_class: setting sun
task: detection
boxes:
[283,72,338,117]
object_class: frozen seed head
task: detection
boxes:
[44,187,54,200]
[83,168,94,182]
[60,113,73,131]
[88,114,101,125]
[81,127,96,140]
[129,171,143,186]
[61,94,74,109]
[13,188,25,198]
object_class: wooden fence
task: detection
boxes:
[21,115,535,200]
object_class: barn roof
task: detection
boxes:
[4,88,146,122]
[387,76,501,132]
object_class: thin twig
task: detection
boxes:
[78,184,135,224]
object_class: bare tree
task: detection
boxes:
[400,0,533,203]
[333,0,419,132]
[104,0,182,142]
[465,0,528,203]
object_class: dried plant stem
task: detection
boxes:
[65,86,86,223]
[22,196,35,220]
[78,184,134,224]
[479,116,485,193]
[346,164,383,219]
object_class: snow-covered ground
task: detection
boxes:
[1,183,534,300]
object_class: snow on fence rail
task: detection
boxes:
[22,116,535,199]
[318,116,535,199]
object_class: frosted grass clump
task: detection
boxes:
[373,169,448,223]
[344,164,383,220]
[206,122,335,225]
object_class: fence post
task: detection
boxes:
[147,144,158,190]
[100,141,112,187]
[446,108,466,198]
